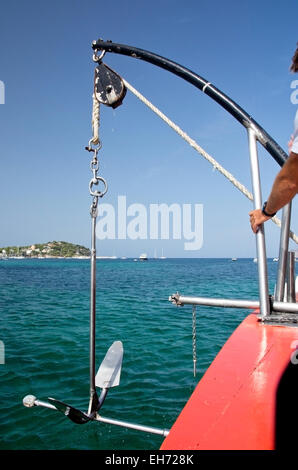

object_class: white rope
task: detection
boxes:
[91,93,100,145]
[123,78,298,244]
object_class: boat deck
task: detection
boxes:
[161,313,298,450]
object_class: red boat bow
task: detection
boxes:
[161,313,298,450]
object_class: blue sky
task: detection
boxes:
[0,0,297,257]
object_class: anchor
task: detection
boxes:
[23,55,125,426]
[24,341,124,424]
[51,340,124,423]
[22,42,171,439]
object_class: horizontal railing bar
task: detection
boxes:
[169,294,298,313]
[170,295,260,309]
[25,397,169,437]
[94,414,169,437]
[273,301,298,313]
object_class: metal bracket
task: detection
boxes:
[258,313,298,327]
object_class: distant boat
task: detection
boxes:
[160,248,166,260]
[139,253,148,261]
[253,258,257,263]
[96,255,117,259]
[231,258,237,261]
[273,257,278,262]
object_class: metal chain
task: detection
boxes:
[86,100,108,203]
[192,305,197,378]
[86,102,108,242]
[88,148,108,201]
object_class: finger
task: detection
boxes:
[253,222,260,233]
[250,218,257,233]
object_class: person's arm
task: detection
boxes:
[249,151,298,233]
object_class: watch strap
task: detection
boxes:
[262,201,276,218]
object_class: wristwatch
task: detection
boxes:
[262,201,276,218]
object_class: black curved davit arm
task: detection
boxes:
[92,39,288,167]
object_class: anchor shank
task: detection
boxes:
[90,213,97,398]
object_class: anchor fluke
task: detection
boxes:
[95,341,124,389]
[48,397,91,424]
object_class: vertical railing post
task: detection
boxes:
[286,250,296,303]
[247,128,270,317]
[275,203,292,302]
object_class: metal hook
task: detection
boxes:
[86,139,102,153]
[93,49,106,63]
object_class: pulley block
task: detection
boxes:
[94,63,126,109]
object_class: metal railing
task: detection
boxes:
[93,38,297,321]
[247,128,270,317]
[166,131,297,320]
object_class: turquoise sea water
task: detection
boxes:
[0,258,285,450]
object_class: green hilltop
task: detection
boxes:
[0,241,90,258]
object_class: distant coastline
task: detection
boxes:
[0,241,90,259]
